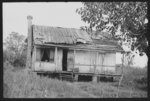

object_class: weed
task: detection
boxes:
[3,62,147,98]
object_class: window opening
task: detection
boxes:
[36,47,55,62]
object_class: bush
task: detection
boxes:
[3,49,27,68]
[134,75,147,91]
[3,50,14,63]
[121,66,147,90]
[13,54,26,67]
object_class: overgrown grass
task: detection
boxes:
[3,61,147,98]
[121,66,147,91]
[3,61,90,98]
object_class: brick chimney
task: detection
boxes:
[26,15,33,69]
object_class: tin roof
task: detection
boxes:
[33,25,92,45]
[32,25,124,52]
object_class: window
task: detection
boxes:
[36,47,55,62]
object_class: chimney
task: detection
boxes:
[26,15,33,69]
[27,15,33,31]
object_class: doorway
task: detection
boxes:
[62,49,68,71]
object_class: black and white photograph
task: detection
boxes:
[3,2,148,98]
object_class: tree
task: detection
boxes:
[76,2,148,56]
[4,32,27,67]
[4,32,26,56]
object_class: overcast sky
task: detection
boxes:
[3,2,87,41]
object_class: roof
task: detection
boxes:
[32,25,124,52]
[33,25,92,44]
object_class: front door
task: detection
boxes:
[62,49,68,71]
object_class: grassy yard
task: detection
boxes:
[3,61,147,98]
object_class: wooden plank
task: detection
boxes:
[92,75,97,83]
[60,73,62,80]
[90,50,91,69]
[94,51,98,74]
[74,64,116,67]
[55,47,58,71]
[74,74,78,81]
[35,44,125,53]
[102,54,105,73]
[73,50,76,71]
[33,70,121,77]
[72,50,76,81]
[35,45,107,53]
[73,72,121,77]
[60,75,73,78]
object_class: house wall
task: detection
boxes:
[74,50,95,73]
[34,47,63,71]
[33,46,116,73]
[34,47,56,71]
[96,53,103,73]
[103,53,116,73]
[34,62,56,71]
[73,50,116,73]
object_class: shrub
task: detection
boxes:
[134,75,147,91]
[3,49,27,68]
[121,66,147,91]
[13,53,26,67]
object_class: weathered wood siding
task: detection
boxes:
[67,50,74,71]
[103,53,116,73]
[34,47,55,71]
[34,62,55,71]
[95,53,103,73]
[57,48,63,71]
[33,47,116,73]
[34,47,63,71]
[74,50,96,73]
[73,51,116,73]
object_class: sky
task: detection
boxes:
[3,2,87,41]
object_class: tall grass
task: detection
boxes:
[3,61,90,98]
[3,61,147,98]
[121,66,147,90]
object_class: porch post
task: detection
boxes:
[72,49,76,81]
[73,49,76,71]
[102,54,105,73]
[55,47,58,71]
[92,51,98,83]
[95,52,98,73]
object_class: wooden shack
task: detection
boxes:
[27,16,125,82]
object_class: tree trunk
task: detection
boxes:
[144,33,149,68]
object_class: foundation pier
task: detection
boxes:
[92,75,97,83]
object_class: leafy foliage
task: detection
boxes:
[76,2,148,53]
[3,32,27,67]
